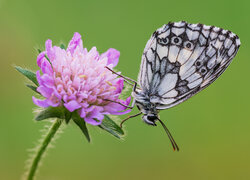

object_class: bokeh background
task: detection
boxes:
[1,0,249,179]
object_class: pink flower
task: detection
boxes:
[33,32,131,125]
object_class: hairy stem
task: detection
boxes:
[26,119,62,180]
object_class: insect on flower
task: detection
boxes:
[106,21,241,151]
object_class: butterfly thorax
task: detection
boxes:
[132,90,159,126]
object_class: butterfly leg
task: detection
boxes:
[103,78,138,109]
[105,66,139,88]
[104,66,139,109]
[103,98,136,109]
[120,112,142,128]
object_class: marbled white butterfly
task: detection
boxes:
[106,21,240,151]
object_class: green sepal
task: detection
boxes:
[44,54,50,61]
[44,54,53,67]
[99,125,120,139]
[15,66,38,86]
[35,106,66,121]
[37,48,42,53]
[72,111,90,142]
[60,43,66,50]
[65,110,72,124]
[98,115,124,139]
[26,84,39,94]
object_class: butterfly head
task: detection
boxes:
[142,114,158,126]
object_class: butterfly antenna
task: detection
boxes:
[157,118,179,152]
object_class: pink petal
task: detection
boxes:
[45,39,55,61]
[84,117,102,125]
[84,106,104,125]
[114,78,124,94]
[36,71,43,86]
[88,47,99,60]
[37,86,53,98]
[32,96,50,108]
[37,52,46,68]
[100,48,120,67]
[67,32,84,55]
[80,108,86,118]
[64,100,81,112]
[47,100,60,107]
[104,96,132,115]
[40,74,54,88]
[41,59,53,75]
[109,108,132,115]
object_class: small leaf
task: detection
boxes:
[99,125,120,139]
[72,112,90,142]
[37,48,42,53]
[35,106,65,121]
[60,43,66,50]
[65,110,72,124]
[103,115,124,135]
[98,115,124,139]
[26,84,39,94]
[15,66,38,86]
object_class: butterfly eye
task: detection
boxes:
[184,41,194,50]
[171,36,182,45]
[199,67,207,75]
[147,115,157,121]
[142,115,157,126]
[158,37,169,45]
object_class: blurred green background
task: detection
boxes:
[1,0,249,179]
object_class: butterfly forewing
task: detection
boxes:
[137,21,240,109]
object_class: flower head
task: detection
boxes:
[33,32,131,125]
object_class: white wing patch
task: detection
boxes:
[168,45,180,63]
[158,73,178,95]
[186,72,201,83]
[177,48,192,64]
[172,27,185,36]
[157,44,168,59]
[186,29,199,40]
[137,21,240,110]
[162,89,178,98]
[187,78,203,89]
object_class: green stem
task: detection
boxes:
[26,119,62,180]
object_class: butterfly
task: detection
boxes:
[106,21,240,151]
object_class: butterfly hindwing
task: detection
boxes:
[137,21,240,109]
